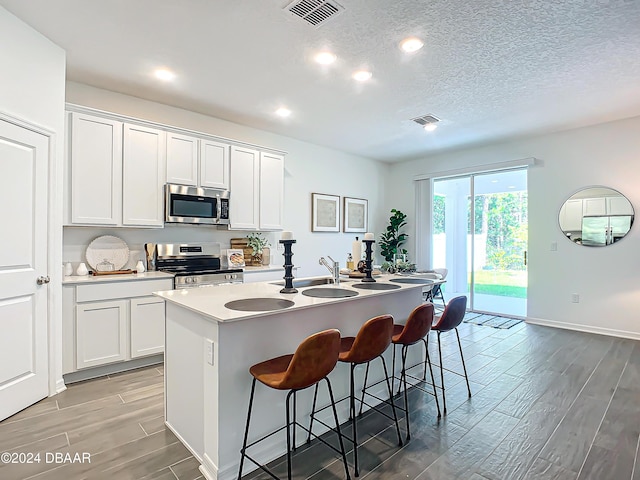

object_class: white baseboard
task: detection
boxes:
[526,317,640,341]
[200,453,218,480]
[54,378,67,394]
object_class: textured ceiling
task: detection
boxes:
[2,0,640,162]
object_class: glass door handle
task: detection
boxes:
[524,251,527,266]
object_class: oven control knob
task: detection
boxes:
[231,274,237,280]
[225,274,231,280]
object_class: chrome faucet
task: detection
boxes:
[319,256,340,285]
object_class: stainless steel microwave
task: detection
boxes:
[165,184,230,226]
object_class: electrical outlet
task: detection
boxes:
[550,242,557,251]
[571,293,579,303]
[277,242,284,251]
[206,339,214,365]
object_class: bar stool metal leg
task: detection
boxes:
[380,356,403,447]
[456,328,472,398]
[285,390,294,480]
[350,364,359,477]
[238,378,257,480]
[437,331,447,414]
[326,377,352,480]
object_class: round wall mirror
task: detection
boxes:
[559,186,634,246]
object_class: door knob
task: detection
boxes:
[36,275,50,285]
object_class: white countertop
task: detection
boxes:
[243,265,288,273]
[154,274,434,323]
[62,271,174,285]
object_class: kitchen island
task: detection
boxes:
[154,275,428,480]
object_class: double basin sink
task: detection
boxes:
[224,277,357,312]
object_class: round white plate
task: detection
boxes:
[86,235,130,271]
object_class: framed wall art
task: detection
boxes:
[343,197,368,233]
[311,193,340,232]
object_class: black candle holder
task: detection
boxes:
[362,239,376,283]
[279,239,298,293]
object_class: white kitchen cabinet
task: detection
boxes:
[69,113,123,225]
[229,147,284,231]
[200,139,230,190]
[123,124,166,227]
[560,198,583,231]
[130,296,165,358]
[166,132,199,186]
[63,276,173,374]
[259,152,284,230]
[607,196,634,215]
[229,145,260,229]
[583,197,607,216]
[76,300,127,369]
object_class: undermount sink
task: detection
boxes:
[301,288,359,298]
[224,298,295,312]
[271,278,350,288]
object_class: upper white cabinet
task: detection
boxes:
[166,134,230,190]
[259,152,284,230]
[123,124,166,227]
[230,146,260,230]
[66,106,283,230]
[166,132,198,186]
[559,198,583,231]
[200,139,230,190]
[69,113,123,225]
[607,196,634,215]
[583,197,607,217]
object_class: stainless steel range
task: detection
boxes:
[154,243,243,289]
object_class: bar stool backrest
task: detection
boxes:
[432,296,467,332]
[282,329,341,390]
[345,315,394,364]
[395,303,434,345]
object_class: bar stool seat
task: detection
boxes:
[238,329,351,480]
[311,315,402,477]
[391,303,441,441]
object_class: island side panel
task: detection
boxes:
[165,301,220,466]
[215,287,423,480]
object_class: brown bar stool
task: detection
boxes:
[238,329,351,480]
[309,315,402,477]
[390,303,441,441]
[431,295,471,414]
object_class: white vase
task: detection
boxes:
[64,262,73,276]
[76,262,88,276]
[136,260,146,273]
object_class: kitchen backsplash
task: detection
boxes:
[63,226,279,271]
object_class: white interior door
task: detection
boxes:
[0,118,49,421]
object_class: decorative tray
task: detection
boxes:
[86,235,130,271]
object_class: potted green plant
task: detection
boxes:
[379,209,409,262]
[246,232,271,265]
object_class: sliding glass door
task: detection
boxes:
[432,169,527,317]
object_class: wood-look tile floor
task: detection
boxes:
[1,321,639,480]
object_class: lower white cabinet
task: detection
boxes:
[63,277,173,373]
[130,297,166,358]
[76,300,127,369]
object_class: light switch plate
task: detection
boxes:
[206,339,214,365]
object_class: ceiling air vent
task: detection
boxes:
[411,114,440,127]
[285,0,345,28]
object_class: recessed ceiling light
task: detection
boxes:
[491,180,498,183]
[154,68,176,81]
[423,123,438,132]
[275,107,292,118]
[314,51,337,65]
[352,70,372,82]
[400,37,424,53]
[508,185,516,189]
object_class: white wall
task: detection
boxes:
[0,7,66,390]
[387,115,640,339]
[64,82,390,276]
